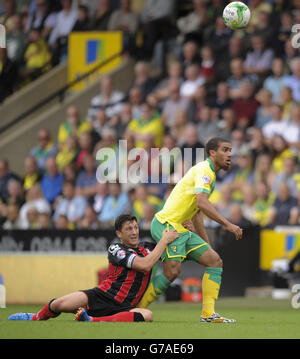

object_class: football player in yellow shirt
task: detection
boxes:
[138,137,243,323]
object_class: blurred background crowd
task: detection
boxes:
[0,0,300,232]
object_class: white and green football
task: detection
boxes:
[223,1,251,30]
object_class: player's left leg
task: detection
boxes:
[187,239,236,323]
[8,291,88,321]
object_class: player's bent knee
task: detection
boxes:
[199,249,223,268]
[164,261,181,282]
[142,309,153,322]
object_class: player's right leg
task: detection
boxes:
[8,291,88,321]
[137,217,185,308]
[75,307,153,322]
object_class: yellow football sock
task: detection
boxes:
[137,274,171,308]
[201,267,223,318]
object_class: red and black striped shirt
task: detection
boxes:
[98,243,152,307]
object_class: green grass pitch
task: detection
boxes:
[1,297,300,339]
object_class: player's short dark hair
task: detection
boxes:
[115,214,138,231]
[205,137,231,156]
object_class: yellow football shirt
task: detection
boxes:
[156,158,216,233]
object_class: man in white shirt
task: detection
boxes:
[262,103,287,141]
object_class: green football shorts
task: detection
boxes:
[150,216,210,262]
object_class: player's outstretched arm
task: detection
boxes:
[132,229,179,273]
[196,192,243,240]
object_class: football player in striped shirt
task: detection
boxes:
[8,215,178,323]
[137,137,243,323]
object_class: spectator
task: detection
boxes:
[53,180,88,225]
[179,41,202,76]
[262,103,286,142]
[214,183,233,220]
[20,28,51,79]
[78,205,101,229]
[195,105,221,145]
[132,183,162,220]
[107,0,139,53]
[170,110,189,145]
[19,184,51,228]
[56,135,78,172]
[58,105,92,147]
[0,159,21,202]
[29,128,58,171]
[127,102,164,148]
[153,60,183,104]
[108,103,133,141]
[0,47,18,103]
[88,182,108,215]
[76,131,94,169]
[230,128,249,166]
[37,212,52,228]
[40,157,64,204]
[227,57,251,100]
[247,126,270,162]
[179,125,204,168]
[280,86,295,121]
[227,203,252,228]
[75,153,98,198]
[176,0,208,45]
[218,108,236,141]
[55,214,71,229]
[272,156,299,198]
[0,0,16,32]
[269,182,299,225]
[23,156,43,192]
[128,86,143,118]
[231,81,260,128]
[210,82,232,119]
[254,88,273,129]
[90,0,113,31]
[253,182,274,227]
[139,202,156,230]
[223,149,255,202]
[5,179,24,208]
[241,184,257,224]
[48,0,78,64]
[72,4,90,31]
[24,206,39,229]
[180,63,205,100]
[87,75,125,121]
[2,204,22,229]
[269,135,295,174]
[98,182,130,227]
[139,0,175,61]
[161,81,190,129]
[199,44,216,83]
[131,61,157,101]
[26,0,57,41]
[6,13,27,65]
[62,163,78,182]
[243,35,274,84]
[282,104,300,151]
[263,57,288,103]
[251,10,275,48]
[248,0,272,29]
[253,153,274,187]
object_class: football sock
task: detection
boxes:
[137,273,171,308]
[91,311,144,322]
[32,299,61,321]
[201,267,223,318]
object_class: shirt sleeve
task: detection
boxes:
[108,244,137,269]
[194,166,213,195]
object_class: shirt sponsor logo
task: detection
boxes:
[116,249,126,260]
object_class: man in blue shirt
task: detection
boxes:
[40,157,63,204]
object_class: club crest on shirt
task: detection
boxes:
[202,175,211,184]
[116,249,126,260]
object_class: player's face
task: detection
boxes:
[118,220,139,248]
[215,142,232,171]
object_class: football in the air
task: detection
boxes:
[223,1,251,30]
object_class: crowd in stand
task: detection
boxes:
[0,0,300,232]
